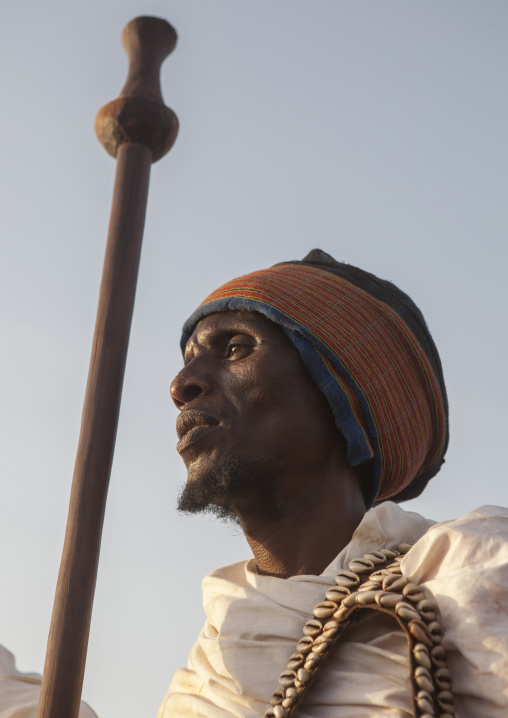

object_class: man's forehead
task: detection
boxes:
[184,310,281,352]
[190,310,274,337]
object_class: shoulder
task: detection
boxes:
[402,506,508,716]
[403,504,508,582]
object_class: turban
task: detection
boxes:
[181,249,449,505]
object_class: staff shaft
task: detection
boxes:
[37,143,151,718]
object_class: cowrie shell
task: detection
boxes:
[417,598,437,622]
[322,620,340,639]
[427,620,443,644]
[296,637,313,654]
[385,562,402,574]
[415,690,434,714]
[358,579,383,591]
[413,643,431,670]
[356,590,380,605]
[313,635,330,654]
[270,689,284,705]
[414,666,434,693]
[437,690,454,712]
[398,542,413,554]
[342,591,359,608]
[430,644,447,667]
[304,655,319,671]
[348,558,374,574]
[333,605,350,620]
[313,601,337,619]
[409,618,433,646]
[297,668,310,684]
[287,653,304,671]
[402,582,425,603]
[279,670,296,688]
[395,601,420,622]
[335,571,360,588]
[377,592,402,608]
[435,667,452,690]
[303,619,322,637]
[382,574,408,592]
[379,548,399,559]
[370,568,391,580]
[325,585,349,602]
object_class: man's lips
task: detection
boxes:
[176,410,220,449]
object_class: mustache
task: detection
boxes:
[176,409,220,440]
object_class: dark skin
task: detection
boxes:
[170,310,367,579]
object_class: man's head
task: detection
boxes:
[171,310,360,522]
[173,249,448,517]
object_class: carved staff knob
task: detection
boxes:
[95,16,179,161]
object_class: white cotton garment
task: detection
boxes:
[0,645,98,718]
[160,502,508,717]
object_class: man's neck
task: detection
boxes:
[234,466,367,579]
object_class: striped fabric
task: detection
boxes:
[181,263,448,504]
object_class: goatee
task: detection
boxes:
[177,457,283,523]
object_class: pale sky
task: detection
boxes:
[1,2,507,717]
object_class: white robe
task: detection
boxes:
[0,645,98,718]
[160,502,508,717]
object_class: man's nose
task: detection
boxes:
[170,360,214,409]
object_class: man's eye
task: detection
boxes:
[226,344,241,357]
[225,337,254,359]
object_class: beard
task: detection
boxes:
[177,456,283,524]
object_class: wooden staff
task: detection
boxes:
[37,17,178,718]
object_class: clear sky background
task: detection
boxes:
[0,2,507,717]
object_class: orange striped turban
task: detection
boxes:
[181,250,448,504]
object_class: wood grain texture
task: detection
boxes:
[37,143,151,718]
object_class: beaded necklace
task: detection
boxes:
[265,544,454,718]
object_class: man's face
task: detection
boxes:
[170,310,341,518]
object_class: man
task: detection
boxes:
[159,250,508,717]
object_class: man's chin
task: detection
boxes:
[177,473,238,524]
[176,456,282,523]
